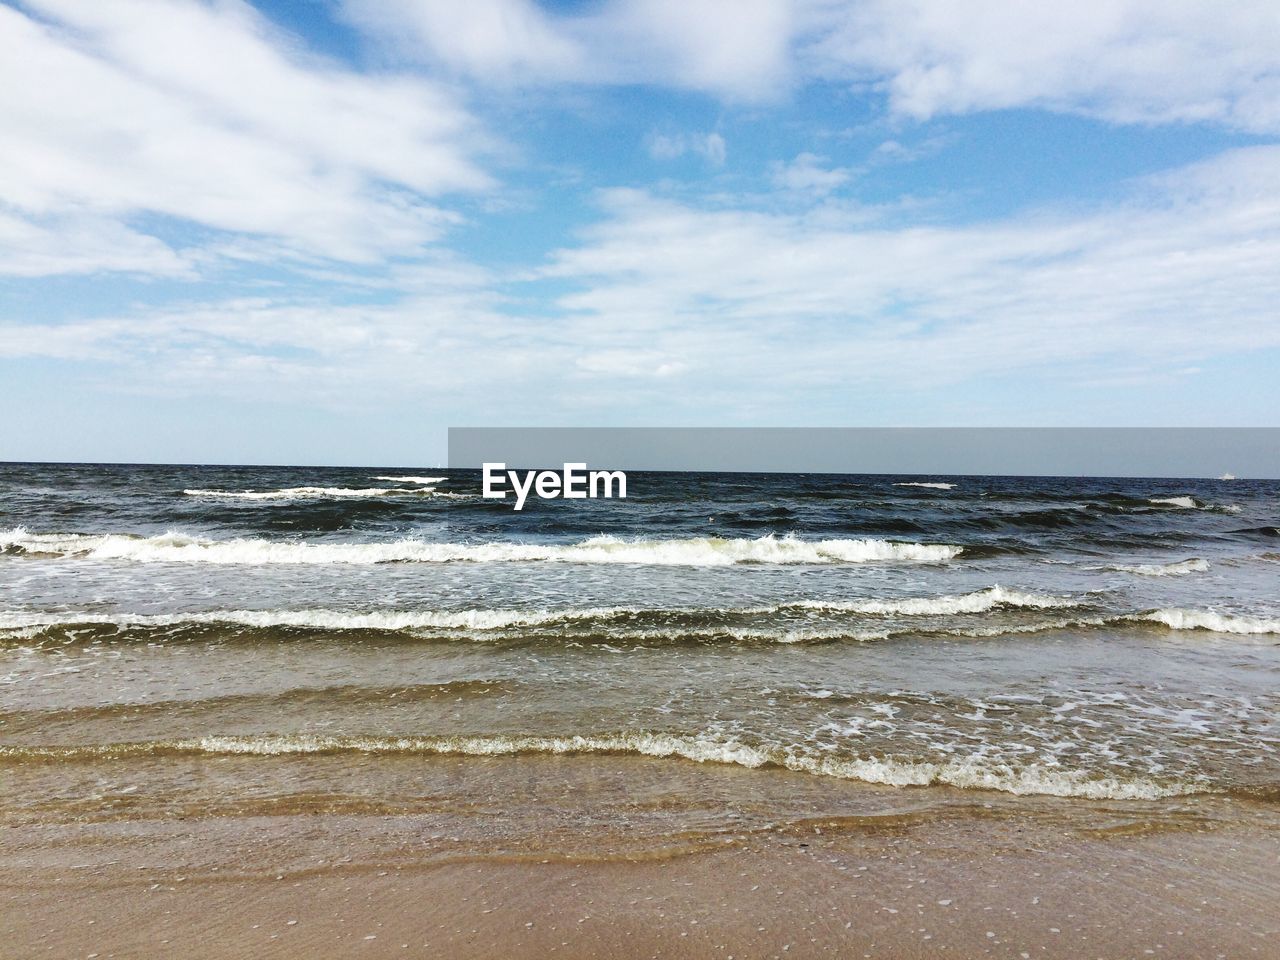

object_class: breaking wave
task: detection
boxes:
[1109,558,1210,577]
[1136,608,1280,635]
[6,601,1278,646]
[0,530,963,566]
[1149,496,1199,509]
[0,732,1197,800]
[1148,496,1239,513]
[787,585,1072,615]
[8,593,1280,643]
[370,476,447,485]
[182,486,440,500]
[894,482,955,490]
[0,606,637,635]
[0,587,1079,640]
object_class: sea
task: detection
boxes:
[2,463,1278,852]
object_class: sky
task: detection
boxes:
[2,0,1279,466]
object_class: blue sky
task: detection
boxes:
[2,0,1278,465]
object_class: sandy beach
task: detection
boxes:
[4,756,1279,959]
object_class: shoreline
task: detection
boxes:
[4,758,1278,959]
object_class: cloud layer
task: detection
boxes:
[809,0,1280,131]
[343,0,797,100]
[0,0,488,274]
[347,0,1280,131]
[2,0,1279,454]
[540,145,1280,385]
[5,146,1278,419]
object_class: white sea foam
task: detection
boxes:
[894,482,956,490]
[888,609,1280,640]
[9,598,1276,643]
[182,486,438,500]
[1136,608,1280,635]
[0,529,962,566]
[1146,496,1239,514]
[0,610,898,645]
[0,586,1063,637]
[942,615,1112,639]
[0,606,636,634]
[0,733,1193,800]
[371,476,448,485]
[1109,558,1210,577]
[789,585,1074,616]
[1149,496,1199,508]
[0,584,1079,649]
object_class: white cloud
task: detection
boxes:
[647,131,727,166]
[0,207,190,278]
[537,145,1280,389]
[4,0,1276,283]
[343,0,796,100]
[7,147,1280,421]
[771,152,852,193]
[804,0,1280,132]
[341,0,582,82]
[574,349,688,378]
[0,0,490,275]
[349,0,1280,132]
[598,0,795,99]
[0,262,540,404]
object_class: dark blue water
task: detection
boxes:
[3,463,1275,550]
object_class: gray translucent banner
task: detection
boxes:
[448,428,1280,478]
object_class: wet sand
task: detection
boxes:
[3,757,1278,959]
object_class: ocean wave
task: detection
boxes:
[788,585,1074,615]
[0,606,637,635]
[0,617,897,647]
[0,587,1077,640]
[930,610,1280,640]
[1136,608,1280,635]
[894,482,955,490]
[1147,496,1239,513]
[0,530,963,566]
[1108,558,1210,577]
[182,486,440,500]
[8,602,1277,645]
[370,476,447,485]
[0,732,1196,800]
[1149,495,1199,509]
